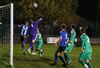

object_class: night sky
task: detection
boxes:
[76,0,99,21]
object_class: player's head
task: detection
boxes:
[37,29,40,33]
[29,19,34,23]
[71,24,76,29]
[61,24,66,30]
[80,27,86,34]
[25,21,29,26]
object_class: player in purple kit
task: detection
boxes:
[27,18,43,55]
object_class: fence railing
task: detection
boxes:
[14,24,100,45]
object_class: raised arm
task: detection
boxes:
[34,18,43,24]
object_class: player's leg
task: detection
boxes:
[64,51,71,64]
[53,52,66,65]
[23,38,27,55]
[50,51,58,65]
[52,47,61,64]
[21,36,25,55]
[68,41,74,53]
[31,40,36,55]
[28,36,36,55]
[64,45,72,64]
[23,37,26,45]
[79,52,89,68]
[58,46,67,66]
[36,42,41,54]
[27,41,32,54]
[54,51,58,64]
[51,46,66,67]
[85,52,93,68]
[36,41,43,56]
[57,52,66,66]
[86,60,93,68]
[28,40,36,55]
[21,41,25,55]
[28,36,32,54]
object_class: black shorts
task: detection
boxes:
[56,46,66,53]
[21,36,24,42]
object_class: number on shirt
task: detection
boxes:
[65,34,68,39]
[87,37,90,43]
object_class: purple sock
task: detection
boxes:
[30,42,34,52]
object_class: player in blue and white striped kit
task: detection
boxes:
[27,18,43,55]
[19,21,29,55]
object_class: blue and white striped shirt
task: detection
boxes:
[20,25,29,36]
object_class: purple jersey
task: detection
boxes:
[28,19,42,36]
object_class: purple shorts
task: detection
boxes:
[30,35,36,41]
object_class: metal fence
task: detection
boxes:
[14,24,100,45]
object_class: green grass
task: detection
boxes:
[1,44,100,68]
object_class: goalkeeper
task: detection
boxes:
[27,18,43,55]
[35,29,44,57]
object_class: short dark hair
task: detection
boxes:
[25,21,28,23]
[71,24,76,29]
[80,27,86,33]
[61,24,66,29]
[24,21,28,24]
[29,19,33,23]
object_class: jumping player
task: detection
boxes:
[79,27,93,68]
[19,21,29,55]
[35,29,44,57]
[64,24,76,64]
[52,24,69,67]
[27,18,43,55]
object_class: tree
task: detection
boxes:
[3,0,78,24]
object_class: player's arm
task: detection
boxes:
[36,34,42,42]
[66,38,70,44]
[55,31,63,47]
[34,18,43,24]
[55,37,62,47]
[81,36,85,52]
[35,34,38,42]
[18,24,23,28]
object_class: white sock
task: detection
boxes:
[41,49,43,52]
[28,48,30,51]
[40,54,42,57]
[84,64,88,68]
[23,50,25,52]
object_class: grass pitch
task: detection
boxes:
[0,44,100,68]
